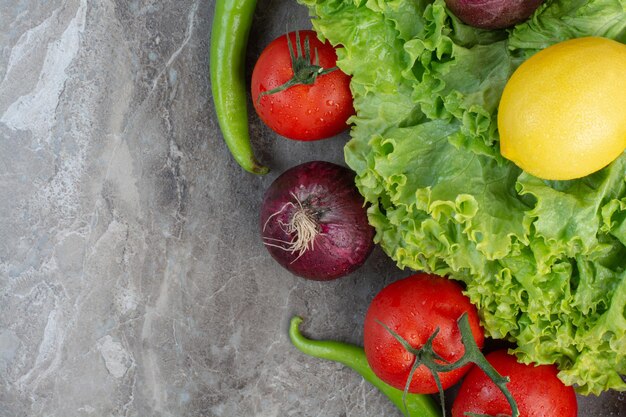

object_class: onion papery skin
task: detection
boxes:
[260,161,375,281]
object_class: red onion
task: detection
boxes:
[260,161,375,281]
[444,0,544,30]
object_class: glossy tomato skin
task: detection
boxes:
[452,349,578,417]
[251,30,355,141]
[363,273,484,394]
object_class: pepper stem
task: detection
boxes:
[256,31,338,103]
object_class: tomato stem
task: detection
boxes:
[378,322,447,417]
[378,313,520,417]
[256,31,338,103]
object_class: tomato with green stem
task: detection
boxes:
[251,30,355,141]
[363,273,485,395]
[452,349,577,417]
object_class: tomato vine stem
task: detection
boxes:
[256,31,338,103]
[378,313,520,417]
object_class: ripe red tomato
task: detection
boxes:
[363,273,484,394]
[452,349,578,417]
[251,30,355,141]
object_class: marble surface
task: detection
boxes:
[0,0,624,416]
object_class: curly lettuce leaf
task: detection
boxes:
[299,0,626,394]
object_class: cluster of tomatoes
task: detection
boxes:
[365,273,577,416]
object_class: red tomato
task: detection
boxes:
[251,30,355,141]
[452,349,578,417]
[363,273,484,394]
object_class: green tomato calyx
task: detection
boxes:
[256,31,338,103]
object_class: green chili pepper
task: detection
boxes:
[210,0,269,175]
[289,316,442,417]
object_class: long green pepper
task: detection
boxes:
[210,0,268,175]
[289,316,442,417]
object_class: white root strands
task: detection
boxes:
[262,192,323,262]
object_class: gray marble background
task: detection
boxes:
[0,0,624,416]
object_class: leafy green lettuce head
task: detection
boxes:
[299,0,626,395]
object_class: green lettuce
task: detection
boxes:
[298,0,626,394]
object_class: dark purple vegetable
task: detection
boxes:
[444,0,544,30]
[260,161,375,281]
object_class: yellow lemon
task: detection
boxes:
[498,37,626,180]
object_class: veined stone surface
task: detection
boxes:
[0,1,624,416]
